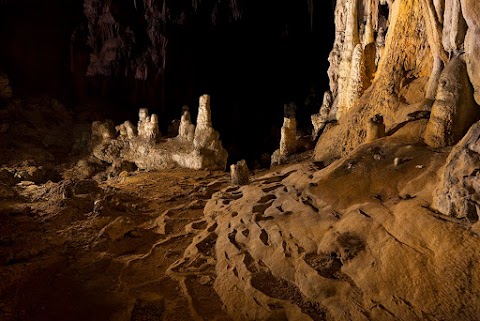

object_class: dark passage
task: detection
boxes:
[0,0,335,166]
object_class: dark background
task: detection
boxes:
[0,0,335,165]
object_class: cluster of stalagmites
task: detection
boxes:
[90,94,228,171]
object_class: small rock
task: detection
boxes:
[393,157,411,167]
[119,171,129,178]
[199,276,211,285]
[74,179,101,195]
[99,216,135,241]
[0,184,16,199]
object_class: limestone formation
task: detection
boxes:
[375,26,386,66]
[329,0,379,120]
[272,105,298,165]
[442,0,467,55]
[193,95,215,149]
[116,121,137,140]
[230,159,250,185]
[279,117,297,157]
[461,0,480,105]
[144,113,160,144]
[316,0,480,164]
[90,96,228,171]
[184,95,228,170]
[365,114,385,143]
[115,123,127,138]
[424,57,479,148]
[432,120,480,221]
[178,105,195,142]
[137,108,150,139]
[343,43,368,116]
[92,120,115,140]
[311,91,332,140]
[330,0,361,120]
[124,121,136,139]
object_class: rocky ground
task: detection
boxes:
[0,168,232,321]
[2,128,480,320]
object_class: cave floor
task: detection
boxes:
[0,168,236,321]
[2,137,480,321]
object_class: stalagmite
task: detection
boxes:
[144,113,160,144]
[424,57,479,148]
[178,105,195,142]
[272,104,297,165]
[137,108,150,139]
[365,114,385,143]
[176,94,228,170]
[89,95,227,171]
[230,159,250,185]
[344,44,368,115]
[124,121,136,139]
[193,95,216,149]
[333,0,361,120]
[279,117,297,157]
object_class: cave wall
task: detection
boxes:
[315,0,480,162]
[0,0,84,100]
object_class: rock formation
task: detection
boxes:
[193,95,217,150]
[92,120,115,140]
[424,57,478,147]
[177,94,228,170]
[90,95,228,171]
[230,159,250,186]
[5,1,480,321]
[311,91,333,140]
[315,0,480,164]
[432,120,480,221]
[365,113,385,143]
[178,106,195,142]
[272,104,297,165]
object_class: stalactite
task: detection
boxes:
[307,0,314,31]
[421,0,448,100]
[192,0,200,12]
[230,0,241,20]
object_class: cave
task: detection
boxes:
[0,0,336,165]
[2,0,480,320]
